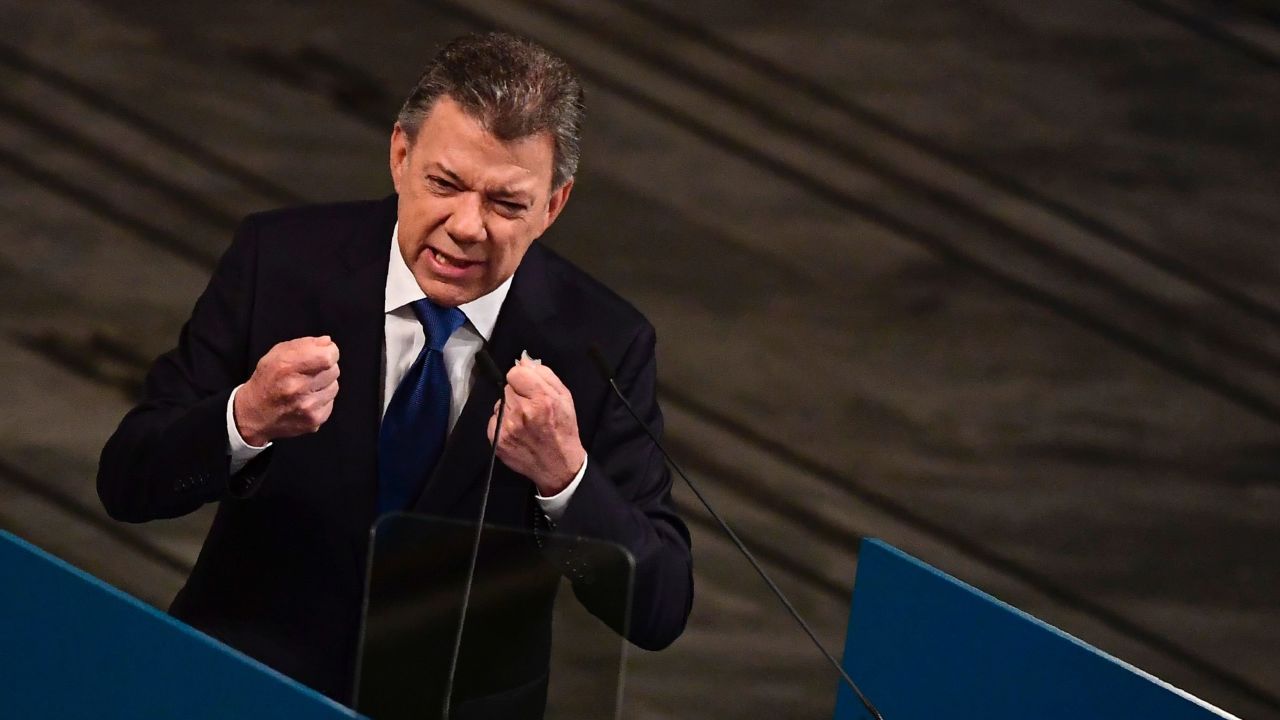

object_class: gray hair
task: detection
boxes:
[396,32,585,190]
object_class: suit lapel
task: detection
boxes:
[316,197,397,523]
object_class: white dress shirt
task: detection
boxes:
[225,222,584,519]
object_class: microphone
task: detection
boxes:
[587,344,885,720]
[441,347,508,718]
[474,347,506,389]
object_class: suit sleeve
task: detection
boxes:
[97,216,271,523]
[545,322,694,651]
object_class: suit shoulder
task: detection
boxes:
[535,245,652,335]
[226,198,396,273]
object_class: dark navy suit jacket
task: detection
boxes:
[97,196,693,717]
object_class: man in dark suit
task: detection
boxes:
[96,32,693,717]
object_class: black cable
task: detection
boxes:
[589,346,884,720]
[441,349,507,718]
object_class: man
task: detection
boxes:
[97,32,693,717]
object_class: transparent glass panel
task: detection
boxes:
[353,513,633,720]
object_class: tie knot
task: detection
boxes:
[410,298,466,351]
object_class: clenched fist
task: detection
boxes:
[487,356,587,497]
[233,336,340,446]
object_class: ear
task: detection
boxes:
[389,123,411,194]
[542,179,574,231]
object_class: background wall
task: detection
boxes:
[1,1,1277,717]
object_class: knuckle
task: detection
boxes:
[530,400,550,420]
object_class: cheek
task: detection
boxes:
[396,219,435,266]
[400,199,448,235]
[489,231,532,267]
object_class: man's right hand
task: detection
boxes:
[233,336,341,446]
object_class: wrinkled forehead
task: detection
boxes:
[441,141,551,195]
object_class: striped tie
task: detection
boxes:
[376,298,466,515]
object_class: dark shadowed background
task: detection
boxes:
[1,0,1277,717]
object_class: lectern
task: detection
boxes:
[834,539,1241,720]
[1,520,629,720]
[0,529,354,719]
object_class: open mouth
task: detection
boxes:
[428,247,483,270]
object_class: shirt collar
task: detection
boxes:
[384,222,511,341]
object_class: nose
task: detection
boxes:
[444,191,486,246]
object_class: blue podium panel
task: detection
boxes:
[0,530,356,719]
[835,539,1239,720]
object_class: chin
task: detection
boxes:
[418,278,479,308]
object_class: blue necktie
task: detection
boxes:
[377,298,466,515]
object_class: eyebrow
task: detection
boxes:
[428,162,533,205]
[488,187,533,205]
[428,163,465,186]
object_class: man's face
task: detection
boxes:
[389,96,573,308]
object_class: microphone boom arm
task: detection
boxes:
[590,345,884,720]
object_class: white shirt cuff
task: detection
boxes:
[535,456,587,522]
[227,384,271,475]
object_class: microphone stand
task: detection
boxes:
[440,349,507,719]
[589,345,884,720]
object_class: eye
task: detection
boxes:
[493,199,527,216]
[427,175,458,192]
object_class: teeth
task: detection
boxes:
[431,249,479,268]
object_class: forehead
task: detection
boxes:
[410,97,555,192]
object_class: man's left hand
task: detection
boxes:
[486,356,587,497]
